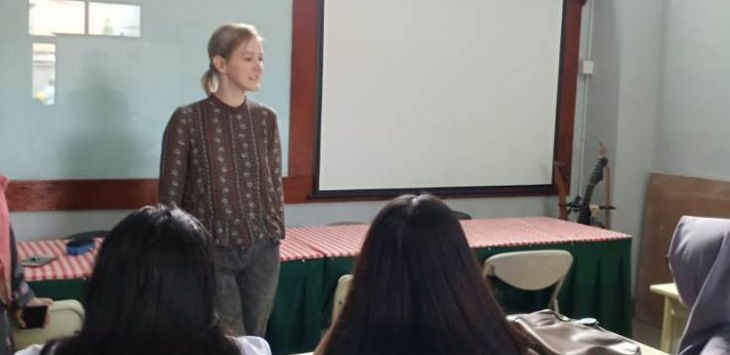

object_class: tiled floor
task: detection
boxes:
[633,318,662,349]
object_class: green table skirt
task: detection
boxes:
[476,240,633,336]
[29,239,631,355]
[265,259,324,354]
[29,259,325,355]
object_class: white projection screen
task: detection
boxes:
[316,0,566,195]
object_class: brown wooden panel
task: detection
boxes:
[554,0,584,193]
[283,175,314,203]
[288,0,318,178]
[7,179,159,212]
[7,176,312,212]
[283,0,319,204]
[635,173,730,327]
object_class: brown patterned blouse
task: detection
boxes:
[159,95,284,247]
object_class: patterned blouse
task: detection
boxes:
[159,95,284,247]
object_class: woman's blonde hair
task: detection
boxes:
[201,23,262,95]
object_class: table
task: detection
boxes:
[639,343,671,355]
[650,282,688,353]
[20,217,633,355]
[288,217,633,336]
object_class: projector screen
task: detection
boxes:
[316,0,565,194]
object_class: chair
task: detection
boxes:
[13,300,85,350]
[331,274,353,324]
[452,210,472,220]
[650,283,688,353]
[327,221,365,226]
[483,250,573,312]
[63,230,109,240]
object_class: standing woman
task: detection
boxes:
[159,23,284,337]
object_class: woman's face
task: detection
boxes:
[221,38,264,92]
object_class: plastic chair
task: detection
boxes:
[331,274,353,324]
[327,221,364,226]
[483,250,573,312]
[452,210,472,220]
[13,300,85,350]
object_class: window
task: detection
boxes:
[31,43,56,105]
[29,0,85,36]
[88,2,141,37]
[28,1,141,103]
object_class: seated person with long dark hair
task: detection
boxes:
[669,216,730,355]
[16,205,271,355]
[315,194,529,355]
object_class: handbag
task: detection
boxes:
[508,310,641,355]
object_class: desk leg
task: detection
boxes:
[660,297,672,352]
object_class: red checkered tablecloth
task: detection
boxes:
[285,217,630,258]
[279,237,325,262]
[20,218,628,282]
[286,224,370,258]
[17,239,102,282]
[19,237,324,282]
[461,217,630,248]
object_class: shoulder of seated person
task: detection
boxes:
[233,336,272,355]
[701,329,730,354]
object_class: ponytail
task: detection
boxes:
[200,66,218,95]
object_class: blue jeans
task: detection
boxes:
[213,238,280,336]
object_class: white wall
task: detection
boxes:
[582,0,666,290]
[8,2,603,242]
[653,1,730,180]
[581,0,620,186]
[0,0,292,180]
[9,210,131,241]
[612,0,665,282]
[581,0,730,295]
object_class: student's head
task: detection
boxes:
[320,194,523,355]
[202,23,263,95]
[669,216,730,354]
[49,205,239,355]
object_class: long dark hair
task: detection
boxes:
[44,205,240,355]
[319,194,525,355]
